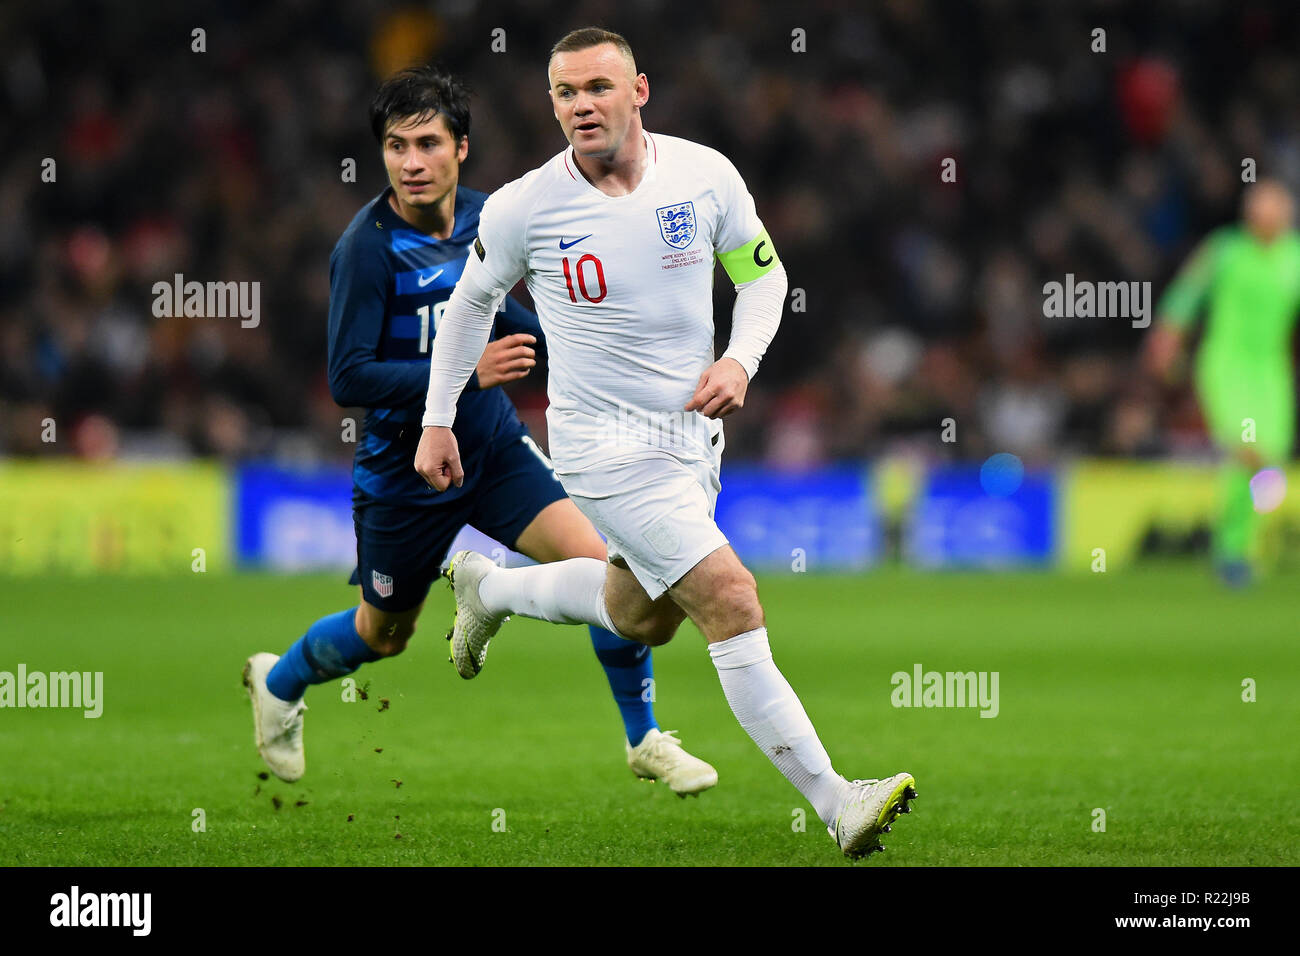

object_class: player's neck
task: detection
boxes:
[388,187,457,239]
[572,122,648,197]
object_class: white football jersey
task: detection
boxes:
[471,131,766,488]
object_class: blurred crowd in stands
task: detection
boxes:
[2,0,1297,467]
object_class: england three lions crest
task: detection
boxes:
[656,201,697,249]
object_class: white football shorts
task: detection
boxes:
[560,442,728,601]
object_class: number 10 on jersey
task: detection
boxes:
[562,254,607,303]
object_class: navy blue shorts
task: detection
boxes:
[349,433,568,613]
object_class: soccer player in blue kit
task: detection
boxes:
[242,66,716,795]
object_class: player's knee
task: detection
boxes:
[636,628,674,647]
[710,568,763,630]
[654,600,690,642]
[640,617,679,646]
[617,618,673,647]
[720,565,759,608]
[616,605,683,646]
[357,618,415,657]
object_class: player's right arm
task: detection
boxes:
[416,191,531,490]
[1146,228,1227,381]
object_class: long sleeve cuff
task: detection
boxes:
[721,263,787,382]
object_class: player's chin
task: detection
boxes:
[570,129,609,153]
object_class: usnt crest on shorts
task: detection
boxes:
[372,570,394,598]
[656,201,697,249]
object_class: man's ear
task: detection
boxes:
[458,135,469,163]
[634,73,649,109]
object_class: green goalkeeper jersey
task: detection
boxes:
[1159,224,1300,458]
[1158,225,1300,369]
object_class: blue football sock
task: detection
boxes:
[589,625,658,746]
[266,607,381,702]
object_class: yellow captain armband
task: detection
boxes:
[717,228,780,283]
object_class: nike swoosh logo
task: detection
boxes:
[559,234,592,250]
[417,269,444,287]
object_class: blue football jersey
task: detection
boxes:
[326,186,543,506]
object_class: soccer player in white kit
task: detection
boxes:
[415,27,916,859]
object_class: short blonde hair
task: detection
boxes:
[549,27,637,79]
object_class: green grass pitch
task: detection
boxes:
[1,564,1296,866]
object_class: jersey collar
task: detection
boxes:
[376,185,469,240]
[563,130,658,199]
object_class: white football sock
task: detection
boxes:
[478,557,622,635]
[709,627,852,826]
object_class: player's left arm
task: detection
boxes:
[686,156,787,419]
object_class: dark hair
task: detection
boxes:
[549,27,636,72]
[369,65,471,144]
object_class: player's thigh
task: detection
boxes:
[567,457,727,644]
[667,544,764,644]
[513,494,684,644]
[1199,364,1294,464]
[464,432,682,640]
[513,498,608,563]
[605,558,687,646]
[351,498,467,655]
[1245,377,1296,463]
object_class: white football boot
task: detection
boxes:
[445,550,508,679]
[626,729,719,796]
[242,652,307,782]
[829,772,917,860]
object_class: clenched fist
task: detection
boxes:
[414,425,463,491]
[685,357,749,419]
